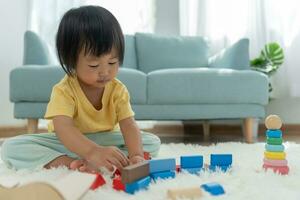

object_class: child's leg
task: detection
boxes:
[1,133,79,170]
[86,131,161,157]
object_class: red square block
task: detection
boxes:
[144,152,151,160]
[176,165,181,172]
[113,176,125,191]
[90,173,106,190]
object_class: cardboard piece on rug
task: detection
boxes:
[0,171,96,200]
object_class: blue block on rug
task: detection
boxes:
[201,182,225,196]
[180,155,203,168]
[125,176,151,194]
[150,171,175,181]
[149,158,176,173]
[210,154,232,166]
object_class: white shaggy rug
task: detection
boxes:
[1,142,300,200]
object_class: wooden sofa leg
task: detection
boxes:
[27,119,38,133]
[203,120,210,141]
[242,118,258,143]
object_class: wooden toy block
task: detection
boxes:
[150,171,175,181]
[201,182,225,196]
[209,165,231,172]
[121,161,149,184]
[210,154,232,166]
[267,137,283,145]
[182,167,202,174]
[149,158,176,174]
[265,144,285,152]
[167,187,202,200]
[112,176,125,191]
[125,176,151,194]
[265,115,282,130]
[264,151,286,160]
[176,165,181,172]
[89,173,106,190]
[266,129,282,138]
[144,152,151,160]
[180,155,203,168]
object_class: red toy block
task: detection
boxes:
[113,176,125,191]
[263,164,289,175]
[113,169,121,177]
[144,152,151,160]
[176,165,181,172]
[90,173,106,190]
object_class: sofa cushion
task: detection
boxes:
[122,35,138,69]
[10,66,146,104]
[147,68,268,105]
[209,38,250,70]
[135,33,209,73]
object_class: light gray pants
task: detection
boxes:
[1,131,161,170]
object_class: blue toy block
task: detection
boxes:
[265,144,285,152]
[125,176,151,194]
[149,158,176,173]
[209,165,231,172]
[180,155,203,168]
[201,182,225,196]
[150,171,175,181]
[182,167,202,174]
[266,129,282,138]
[210,154,232,166]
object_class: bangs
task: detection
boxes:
[79,6,124,60]
[81,26,123,59]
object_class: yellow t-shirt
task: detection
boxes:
[44,75,135,133]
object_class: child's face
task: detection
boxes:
[76,48,119,88]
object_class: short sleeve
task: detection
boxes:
[115,86,135,122]
[44,86,76,119]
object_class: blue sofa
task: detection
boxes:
[10,31,269,142]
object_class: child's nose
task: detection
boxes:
[98,67,109,76]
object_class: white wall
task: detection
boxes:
[0,0,28,126]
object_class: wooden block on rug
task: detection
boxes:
[167,187,203,200]
[121,161,149,184]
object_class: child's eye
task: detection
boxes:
[109,62,117,65]
[88,65,99,68]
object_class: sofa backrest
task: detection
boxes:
[122,35,138,69]
[23,31,249,73]
[23,31,51,65]
[134,33,209,73]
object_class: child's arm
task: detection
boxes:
[119,116,144,164]
[53,115,129,170]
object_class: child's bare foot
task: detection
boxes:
[44,155,97,173]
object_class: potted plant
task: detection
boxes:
[250,42,284,92]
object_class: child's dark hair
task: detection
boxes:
[56,6,124,75]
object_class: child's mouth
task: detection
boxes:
[97,79,110,83]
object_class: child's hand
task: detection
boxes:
[129,155,145,165]
[86,146,129,171]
